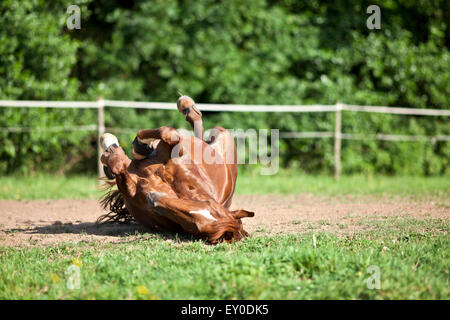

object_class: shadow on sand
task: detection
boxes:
[5,221,197,243]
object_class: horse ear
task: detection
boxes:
[231,209,255,219]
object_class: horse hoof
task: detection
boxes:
[100,133,119,151]
[177,96,195,114]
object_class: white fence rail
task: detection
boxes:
[1,99,449,178]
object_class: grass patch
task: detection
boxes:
[0,171,449,200]
[0,175,100,200]
[236,171,450,198]
[0,217,448,300]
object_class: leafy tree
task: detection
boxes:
[0,0,448,175]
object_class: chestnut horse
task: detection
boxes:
[99,96,254,243]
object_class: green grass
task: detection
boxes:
[0,171,449,200]
[236,171,450,198]
[0,175,100,200]
[0,217,448,299]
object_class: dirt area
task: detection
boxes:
[0,195,448,247]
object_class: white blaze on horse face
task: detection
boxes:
[189,209,217,221]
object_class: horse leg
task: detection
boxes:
[207,127,238,208]
[100,134,137,197]
[177,96,204,140]
[132,126,184,160]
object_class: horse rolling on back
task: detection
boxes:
[99,96,254,243]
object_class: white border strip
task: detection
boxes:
[104,100,337,112]
[0,100,448,115]
[0,125,97,132]
[343,104,450,116]
[281,132,450,141]
[1,100,448,116]
[0,100,98,108]
[280,132,335,138]
[196,104,337,112]
[1,125,448,142]
[104,100,174,110]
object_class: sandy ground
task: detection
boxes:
[0,195,448,247]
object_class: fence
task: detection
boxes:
[1,99,449,178]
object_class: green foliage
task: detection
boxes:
[0,0,96,174]
[0,0,449,175]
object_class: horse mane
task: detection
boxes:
[97,179,135,224]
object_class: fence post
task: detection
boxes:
[334,103,342,179]
[97,96,105,178]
